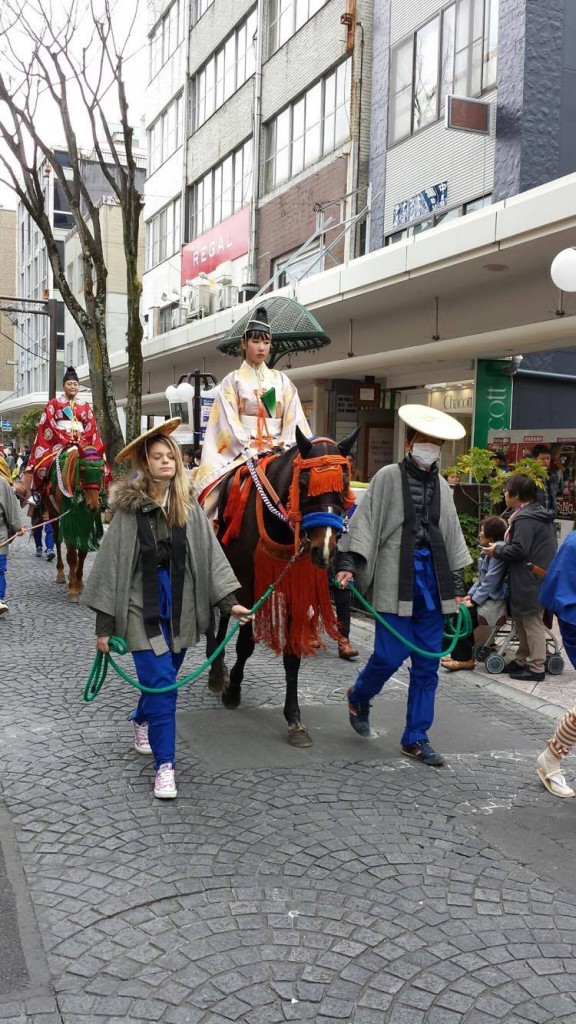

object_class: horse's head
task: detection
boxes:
[59,445,106,512]
[77,447,106,511]
[288,426,360,567]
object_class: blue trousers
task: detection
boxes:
[352,549,445,746]
[33,521,54,552]
[130,569,186,769]
[0,552,7,601]
[559,618,576,672]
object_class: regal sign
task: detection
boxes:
[181,207,250,282]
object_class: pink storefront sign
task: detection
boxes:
[181,207,249,282]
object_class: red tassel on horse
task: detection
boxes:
[254,541,339,656]
[307,464,344,497]
[221,466,253,545]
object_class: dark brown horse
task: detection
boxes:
[207,426,359,746]
[42,446,106,601]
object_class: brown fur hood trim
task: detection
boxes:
[108,473,195,514]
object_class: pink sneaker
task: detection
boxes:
[154,763,177,799]
[133,720,152,754]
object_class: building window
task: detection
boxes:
[188,140,252,239]
[273,246,324,287]
[269,0,328,54]
[385,193,492,243]
[265,60,350,191]
[149,0,182,81]
[53,180,74,230]
[190,9,257,132]
[192,0,214,25]
[389,0,498,145]
[145,197,181,270]
[148,93,184,173]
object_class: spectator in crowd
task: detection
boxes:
[482,474,556,682]
[441,515,508,671]
[32,515,56,562]
[531,444,563,516]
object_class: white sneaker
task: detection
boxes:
[133,720,152,754]
[536,750,575,798]
[0,601,8,615]
[154,763,177,799]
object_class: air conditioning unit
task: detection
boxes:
[186,283,211,320]
[216,283,239,311]
[171,307,186,329]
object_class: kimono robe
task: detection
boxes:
[194,361,311,511]
[29,394,107,488]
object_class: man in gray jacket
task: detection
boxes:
[335,404,471,767]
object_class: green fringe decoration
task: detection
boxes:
[60,493,104,552]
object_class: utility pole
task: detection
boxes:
[0,294,57,398]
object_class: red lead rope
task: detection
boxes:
[4,509,70,546]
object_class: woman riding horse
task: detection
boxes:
[194,305,311,524]
[23,365,109,498]
[209,425,359,746]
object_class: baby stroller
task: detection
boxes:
[473,557,565,676]
[473,618,565,676]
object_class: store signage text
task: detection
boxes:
[181,207,249,281]
[393,181,448,229]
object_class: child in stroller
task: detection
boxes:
[442,515,508,672]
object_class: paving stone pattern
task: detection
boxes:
[2,540,576,1023]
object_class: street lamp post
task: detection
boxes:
[551,247,576,293]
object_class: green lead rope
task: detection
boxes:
[82,582,278,703]
[344,581,472,659]
[83,570,473,703]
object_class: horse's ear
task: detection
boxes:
[295,426,314,458]
[338,426,361,457]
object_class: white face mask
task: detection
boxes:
[411,442,441,468]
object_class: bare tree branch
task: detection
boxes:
[0,0,145,462]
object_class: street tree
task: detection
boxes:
[0,0,145,466]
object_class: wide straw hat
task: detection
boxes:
[116,418,182,464]
[398,403,466,441]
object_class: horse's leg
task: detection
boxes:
[66,545,80,602]
[222,622,255,709]
[52,518,66,584]
[76,550,87,594]
[206,614,230,694]
[283,650,312,747]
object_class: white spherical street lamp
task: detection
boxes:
[550,247,576,292]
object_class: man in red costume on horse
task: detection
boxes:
[21,366,109,500]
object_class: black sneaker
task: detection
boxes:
[401,740,445,767]
[509,666,545,682]
[347,687,371,737]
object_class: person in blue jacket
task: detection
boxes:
[535,532,576,798]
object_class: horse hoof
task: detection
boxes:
[68,594,79,604]
[208,673,224,694]
[56,577,66,585]
[288,725,313,748]
[222,687,241,709]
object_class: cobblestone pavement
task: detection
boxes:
[2,537,576,1024]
